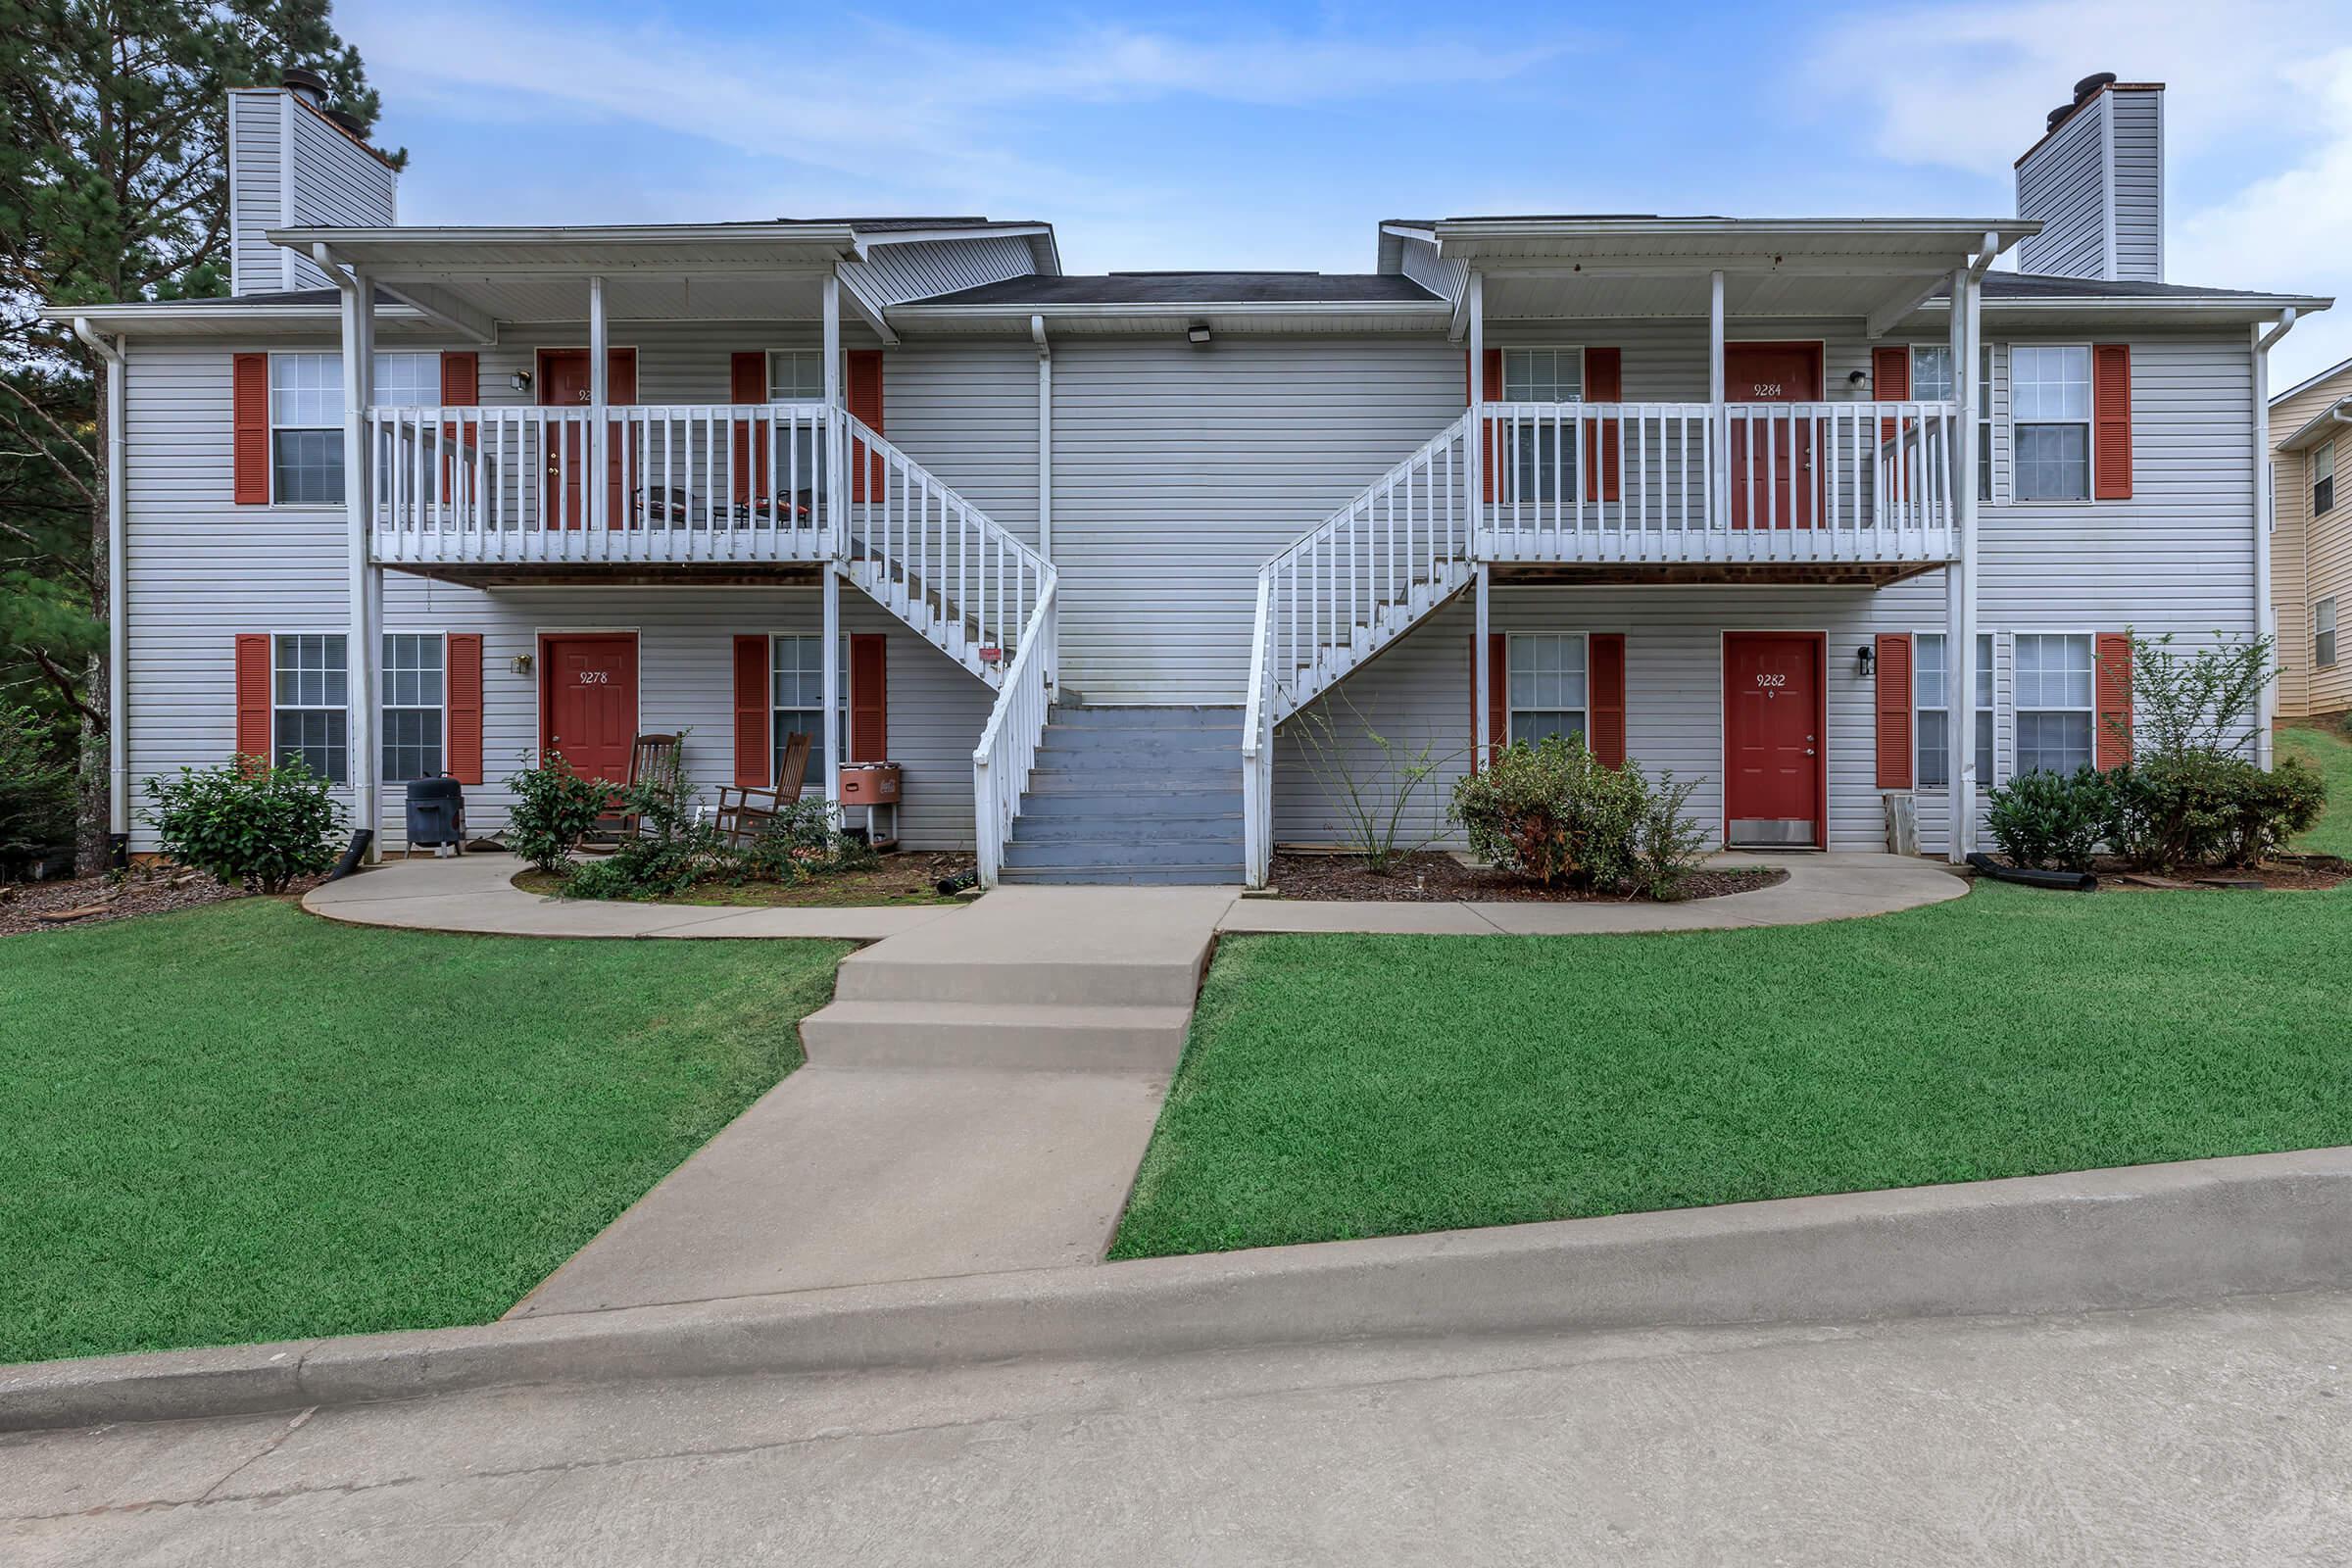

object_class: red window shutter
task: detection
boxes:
[232,354,270,504]
[1587,633,1627,767]
[1466,348,1502,503]
[730,352,768,505]
[1872,345,1910,446]
[1874,633,1914,789]
[438,352,477,503]
[446,634,484,784]
[2093,344,2132,500]
[846,349,884,503]
[848,633,889,762]
[1584,348,1622,503]
[731,634,770,787]
[2095,632,2133,769]
[234,633,272,765]
[1468,632,1506,770]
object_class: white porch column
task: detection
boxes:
[1947,266,1978,863]
[1709,270,1729,530]
[2252,318,2278,769]
[1473,563,1492,766]
[1032,314,1053,561]
[1465,270,1485,543]
[340,268,380,855]
[587,275,608,530]
[820,272,845,812]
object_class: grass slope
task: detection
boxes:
[1111,881,2352,1259]
[2,900,847,1362]
[2280,724,2352,858]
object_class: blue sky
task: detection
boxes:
[339,0,2352,387]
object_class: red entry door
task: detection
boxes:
[1724,633,1823,848]
[540,635,638,786]
[1725,344,1823,529]
[539,349,636,529]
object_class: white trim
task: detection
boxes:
[1499,630,1592,747]
[2098,92,2119,284]
[2316,596,2339,670]
[532,629,645,767]
[1913,630,1998,790]
[379,628,451,784]
[268,628,353,786]
[278,97,297,292]
[1716,628,1828,852]
[2010,630,2099,776]
[2008,342,2096,505]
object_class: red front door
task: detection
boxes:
[539,349,637,529]
[1725,343,1823,529]
[1724,633,1824,848]
[540,635,638,786]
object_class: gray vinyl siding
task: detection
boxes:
[1395,235,1466,312]
[2110,89,2163,283]
[840,234,1040,308]
[227,89,397,297]
[1049,336,1465,703]
[227,91,285,295]
[884,341,1043,548]
[118,330,992,853]
[2016,98,2109,281]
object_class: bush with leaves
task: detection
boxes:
[142,757,344,893]
[1291,695,1462,875]
[1985,766,2110,871]
[504,753,612,873]
[1448,733,1711,900]
[0,704,75,873]
[730,797,877,883]
[2119,629,2275,762]
[2104,755,2324,869]
[555,771,719,900]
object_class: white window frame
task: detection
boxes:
[1498,347,1585,506]
[1915,631,1996,790]
[2317,597,2338,670]
[268,350,438,507]
[381,631,448,784]
[2315,439,2336,518]
[1978,342,1996,504]
[766,350,826,404]
[771,633,850,789]
[1504,631,1590,749]
[271,630,350,785]
[2008,344,2094,506]
[2012,631,2098,776]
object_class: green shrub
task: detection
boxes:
[0,704,75,869]
[729,797,877,883]
[504,753,612,873]
[1985,766,2108,871]
[555,771,716,901]
[1448,734,1710,900]
[142,758,344,893]
[2106,755,2325,869]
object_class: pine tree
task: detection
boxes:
[0,0,398,871]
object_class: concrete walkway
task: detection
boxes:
[303,849,1964,941]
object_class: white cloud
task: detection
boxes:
[1809,0,2352,383]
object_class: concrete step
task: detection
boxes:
[998,864,1243,886]
[1011,812,1243,843]
[1049,706,1241,731]
[1019,789,1244,816]
[836,952,1207,1007]
[800,1000,1192,1072]
[1004,838,1243,869]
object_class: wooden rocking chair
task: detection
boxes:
[612,732,685,839]
[712,732,813,849]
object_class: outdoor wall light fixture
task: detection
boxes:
[510,653,535,676]
[1846,368,1869,387]
[509,368,533,395]
[1187,322,1212,345]
[1854,644,1875,677]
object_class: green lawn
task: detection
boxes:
[1110,880,2352,1260]
[2,900,847,1363]
[2280,724,2352,858]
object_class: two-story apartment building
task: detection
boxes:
[52,71,2328,886]
[2271,354,2352,723]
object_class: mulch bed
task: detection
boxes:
[514,851,977,907]
[2079,854,2345,893]
[1268,851,1789,904]
[0,865,318,937]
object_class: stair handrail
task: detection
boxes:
[839,411,1051,681]
[971,570,1058,888]
[1240,570,1274,887]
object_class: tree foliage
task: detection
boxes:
[0,0,395,867]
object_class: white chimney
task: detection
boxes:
[2014,74,2164,283]
[226,72,399,296]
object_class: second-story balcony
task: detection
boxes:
[368,401,838,581]
[1475,397,1962,582]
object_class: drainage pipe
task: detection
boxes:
[72,318,128,842]
[1966,853,2095,892]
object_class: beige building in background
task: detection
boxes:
[2273,356,2352,721]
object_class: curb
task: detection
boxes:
[8,1147,2350,1432]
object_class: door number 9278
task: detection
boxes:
[578,669,610,684]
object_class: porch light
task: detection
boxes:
[1187,322,1211,345]
[509,368,533,395]
[1854,645,1875,677]
[510,653,534,676]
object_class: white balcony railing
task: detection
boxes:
[971,572,1057,887]
[367,402,835,567]
[1477,399,1961,565]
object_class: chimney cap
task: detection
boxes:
[280,66,329,104]
[2046,105,2074,130]
[2072,71,2118,101]
[325,106,367,137]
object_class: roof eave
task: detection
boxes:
[2277,396,2352,452]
